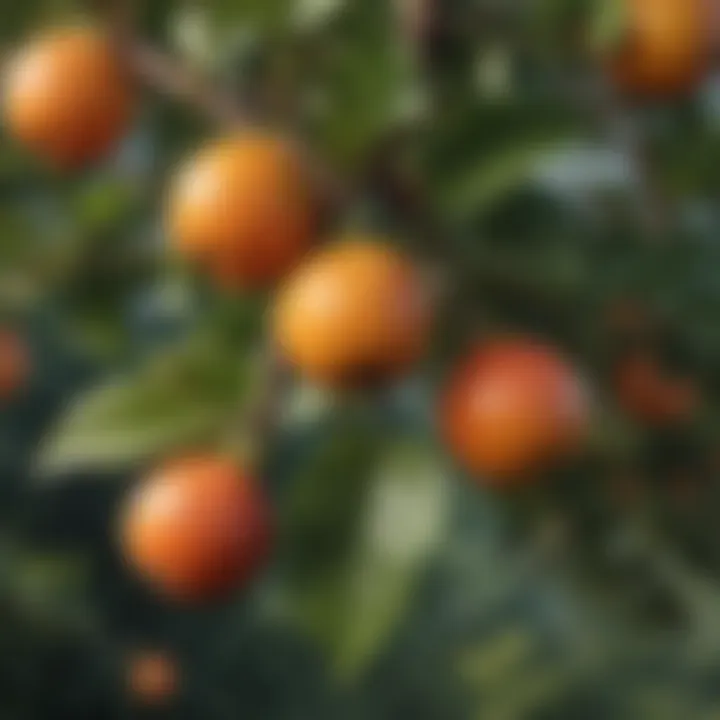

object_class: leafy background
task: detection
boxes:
[1,0,720,718]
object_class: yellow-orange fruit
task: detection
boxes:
[127,651,179,706]
[610,0,707,97]
[3,26,134,168]
[166,133,318,288]
[0,330,29,400]
[441,339,590,485]
[119,456,271,604]
[613,352,697,426]
[272,239,433,388]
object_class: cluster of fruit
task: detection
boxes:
[0,0,712,612]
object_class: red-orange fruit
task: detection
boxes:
[3,26,134,168]
[613,352,697,426]
[441,339,590,485]
[0,330,28,400]
[272,238,433,388]
[166,133,318,288]
[610,0,707,97]
[119,456,271,603]
[127,651,179,706]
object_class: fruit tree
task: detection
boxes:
[0,0,719,718]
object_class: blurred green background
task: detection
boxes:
[1,0,720,718]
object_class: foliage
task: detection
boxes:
[0,0,719,719]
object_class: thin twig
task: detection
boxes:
[125,42,256,128]
[242,344,292,471]
[91,0,292,467]
[594,79,671,239]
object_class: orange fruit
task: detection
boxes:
[610,0,707,97]
[166,133,318,288]
[3,26,134,167]
[272,238,433,388]
[613,352,697,426]
[441,338,590,485]
[127,651,179,706]
[119,456,271,603]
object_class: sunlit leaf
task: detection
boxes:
[278,430,450,680]
[36,324,259,478]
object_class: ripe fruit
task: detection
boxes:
[0,330,29,400]
[126,651,178,706]
[441,339,590,485]
[610,0,707,97]
[613,352,697,426]
[119,456,271,603]
[272,239,433,388]
[166,133,318,288]
[3,26,134,167]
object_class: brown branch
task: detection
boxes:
[124,42,256,128]
[89,0,255,127]
[595,80,671,240]
[242,345,292,470]
[395,0,440,60]
[90,0,293,470]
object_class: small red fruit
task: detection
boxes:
[120,456,271,603]
[127,651,179,706]
[0,330,29,400]
[613,352,697,426]
[441,339,590,485]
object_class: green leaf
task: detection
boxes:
[309,0,415,167]
[69,177,143,235]
[207,0,293,35]
[293,0,347,31]
[279,413,383,590]
[588,0,629,55]
[333,441,451,679]
[36,325,258,478]
[438,134,576,220]
[531,0,593,50]
[426,98,583,220]
[277,429,450,680]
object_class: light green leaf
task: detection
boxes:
[588,0,629,55]
[278,431,450,680]
[36,327,257,478]
[70,177,142,234]
[293,0,347,31]
[439,136,576,219]
[333,441,451,679]
[208,0,293,34]
[311,0,415,167]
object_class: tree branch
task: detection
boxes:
[242,344,292,470]
[594,80,671,240]
[91,0,293,470]
[125,42,255,128]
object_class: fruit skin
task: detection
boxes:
[610,0,707,97]
[126,651,179,706]
[119,456,271,604]
[441,339,590,485]
[3,26,134,168]
[166,133,318,288]
[613,352,697,426]
[0,330,29,400]
[272,238,432,388]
